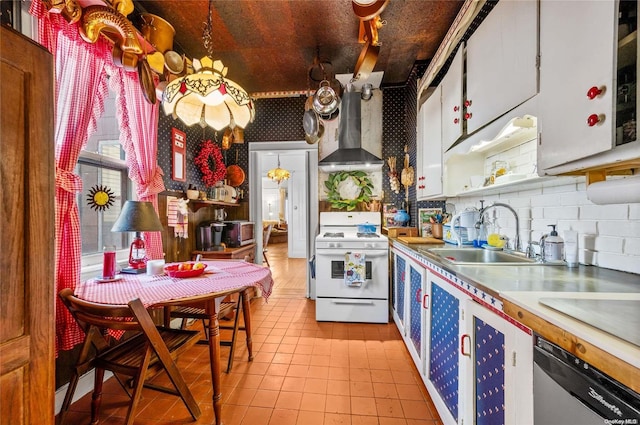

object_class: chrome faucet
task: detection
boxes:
[526,239,545,262]
[477,201,521,252]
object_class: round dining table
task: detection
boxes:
[75,260,273,425]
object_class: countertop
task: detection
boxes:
[393,240,640,296]
[391,239,640,392]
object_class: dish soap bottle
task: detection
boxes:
[544,225,564,262]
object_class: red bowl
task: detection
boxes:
[164,263,207,278]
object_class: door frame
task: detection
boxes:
[249,141,319,298]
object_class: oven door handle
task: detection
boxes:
[330,299,375,305]
[315,250,388,258]
[358,251,389,258]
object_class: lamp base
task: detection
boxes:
[120,267,147,274]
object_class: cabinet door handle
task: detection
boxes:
[460,334,471,357]
[454,118,459,124]
[453,105,460,112]
[464,99,472,107]
[416,288,421,303]
[422,294,429,309]
[586,86,604,100]
[587,113,604,127]
[464,112,472,120]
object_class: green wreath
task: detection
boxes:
[324,171,374,211]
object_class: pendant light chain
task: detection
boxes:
[202,0,215,60]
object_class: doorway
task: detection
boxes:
[249,141,319,299]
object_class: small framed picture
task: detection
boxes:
[383,204,397,227]
[418,208,443,237]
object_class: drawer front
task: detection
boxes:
[315,298,389,323]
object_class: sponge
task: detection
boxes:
[487,233,505,248]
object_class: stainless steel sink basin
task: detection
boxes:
[421,247,542,265]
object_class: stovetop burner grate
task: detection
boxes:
[357,233,380,238]
[323,232,344,238]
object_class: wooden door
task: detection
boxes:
[0,26,55,425]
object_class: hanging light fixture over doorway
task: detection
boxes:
[162,0,255,130]
[267,154,291,185]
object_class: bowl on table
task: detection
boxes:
[164,262,207,278]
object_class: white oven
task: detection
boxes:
[315,212,389,323]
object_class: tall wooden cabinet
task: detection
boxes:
[0,27,55,425]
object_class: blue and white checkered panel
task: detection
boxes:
[475,318,506,425]
[396,256,406,322]
[409,266,422,353]
[429,283,460,421]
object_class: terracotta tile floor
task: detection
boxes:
[60,243,443,425]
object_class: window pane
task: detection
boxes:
[77,162,128,254]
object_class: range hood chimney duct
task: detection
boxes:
[318,91,383,166]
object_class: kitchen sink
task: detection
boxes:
[421,247,543,265]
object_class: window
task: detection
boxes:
[76,148,129,254]
[77,90,133,270]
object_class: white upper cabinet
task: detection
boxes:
[465,0,539,135]
[417,85,443,200]
[441,46,464,152]
[538,0,638,173]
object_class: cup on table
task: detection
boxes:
[146,259,166,276]
[102,245,117,279]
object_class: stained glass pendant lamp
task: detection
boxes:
[267,154,291,185]
[162,0,254,130]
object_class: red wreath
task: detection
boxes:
[194,140,226,187]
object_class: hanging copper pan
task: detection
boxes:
[137,58,157,104]
[353,42,379,81]
[226,149,245,187]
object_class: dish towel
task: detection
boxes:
[167,197,189,239]
[345,252,366,287]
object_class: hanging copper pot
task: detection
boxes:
[221,128,233,150]
[138,13,176,54]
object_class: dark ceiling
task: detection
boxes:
[135,0,464,96]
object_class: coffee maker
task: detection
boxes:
[196,220,226,251]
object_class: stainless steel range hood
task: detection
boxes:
[318,91,384,168]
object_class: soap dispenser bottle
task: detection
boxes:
[544,225,564,262]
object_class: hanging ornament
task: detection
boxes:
[87,184,116,211]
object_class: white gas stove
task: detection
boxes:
[315,212,389,323]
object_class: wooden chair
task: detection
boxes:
[263,224,273,267]
[168,289,247,373]
[57,288,201,425]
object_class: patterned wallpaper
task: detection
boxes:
[158,66,445,226]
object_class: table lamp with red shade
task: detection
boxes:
[111,201,164,274]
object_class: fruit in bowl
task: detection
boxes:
[164,262,207,278]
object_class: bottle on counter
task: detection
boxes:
[564,230,579,267]
[544,224,564,262]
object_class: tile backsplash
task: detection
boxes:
[449,178,640,275]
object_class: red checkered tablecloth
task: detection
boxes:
[76,261,273,308]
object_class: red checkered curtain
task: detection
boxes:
[109,69,165,260]
[31,0,111,352]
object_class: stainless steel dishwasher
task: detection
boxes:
[533,334,640,424]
